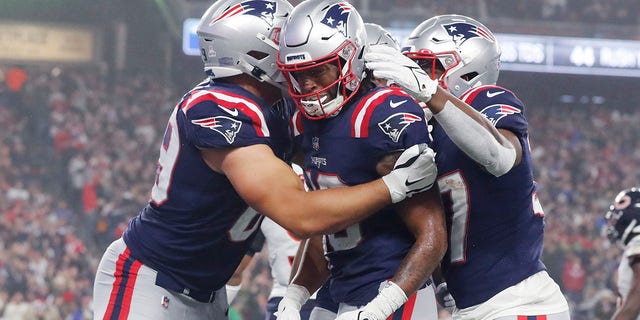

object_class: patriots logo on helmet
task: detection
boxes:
[192,116,243,144]
[378,113,422,143]
[442,22,495,46]
[321,2,352,37]
[211,0,277,26]
[480,104,521,126]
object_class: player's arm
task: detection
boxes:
[226,230,265,304]
[392,185,447,294]
[343,154,447,320]
[365,46,519,176]
[200,143,436,238]
[226,254,252,304]
[427,87,521,175]
[277,236,329,319]
[290,236,329,289]
[613,255,640,320]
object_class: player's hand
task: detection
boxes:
[364,45,439,103]
[275,284,310,320]
[435,282,456,313]
[274,304,301,320]
[336,281,407,320]
[382,144,437,203]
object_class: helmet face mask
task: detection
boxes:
[196,0,293,87]
[280,41,355,118]
[402,14,500,97]
[605,188,640,247]
[277,0,366,120]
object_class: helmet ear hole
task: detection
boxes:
[247,51,269,60]
[461,71,479,81]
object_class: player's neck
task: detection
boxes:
[229,74,282,105]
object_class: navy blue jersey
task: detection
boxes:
[123,80,294,296]
[292,86,431,305]
[432,85,545,308]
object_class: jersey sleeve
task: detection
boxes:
[463,85,528,137]
[181,90,271,149]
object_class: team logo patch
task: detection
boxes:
[378,113,422,143]
[442,22,495,46]
[192,116,243,144]
[321,2,352,37]
[211,0,277,26]
[480,104,521,126]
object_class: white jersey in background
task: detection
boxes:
[261,216,308,300]
[617,235,640,320]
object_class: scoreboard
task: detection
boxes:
[499,34,640,77]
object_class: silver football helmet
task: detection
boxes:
[365,23,400,50]
[196,0,293,87]
[277,0,367,119]
[403,14,501,97]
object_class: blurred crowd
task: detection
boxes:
[0,60,638,319]
[0,65,174,320]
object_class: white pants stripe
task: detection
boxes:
[93,238,228,320]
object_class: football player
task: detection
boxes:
[365,14,571,320]
[91,0,439,319]
[275,2,467,320]
[605,187,640,320]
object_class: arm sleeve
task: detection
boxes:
[433,100,516,177]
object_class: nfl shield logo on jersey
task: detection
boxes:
[312,136,320,151]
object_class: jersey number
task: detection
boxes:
[311,173,362,251]
[437,171,469,264]
[151,107,180,205]
[438,171,545,264]
[228,207,263,242]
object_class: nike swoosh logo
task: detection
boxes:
[486,90,505,98]
[389,99,407,108]
[405,177,424,187]
[218,105,239,117]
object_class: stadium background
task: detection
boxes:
[0,0,638,319]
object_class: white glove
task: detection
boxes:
[336,281,407,320]
[364,45,439,103]
[275,284,310,320]
[382,144,437,203]
[435,282,456,313]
